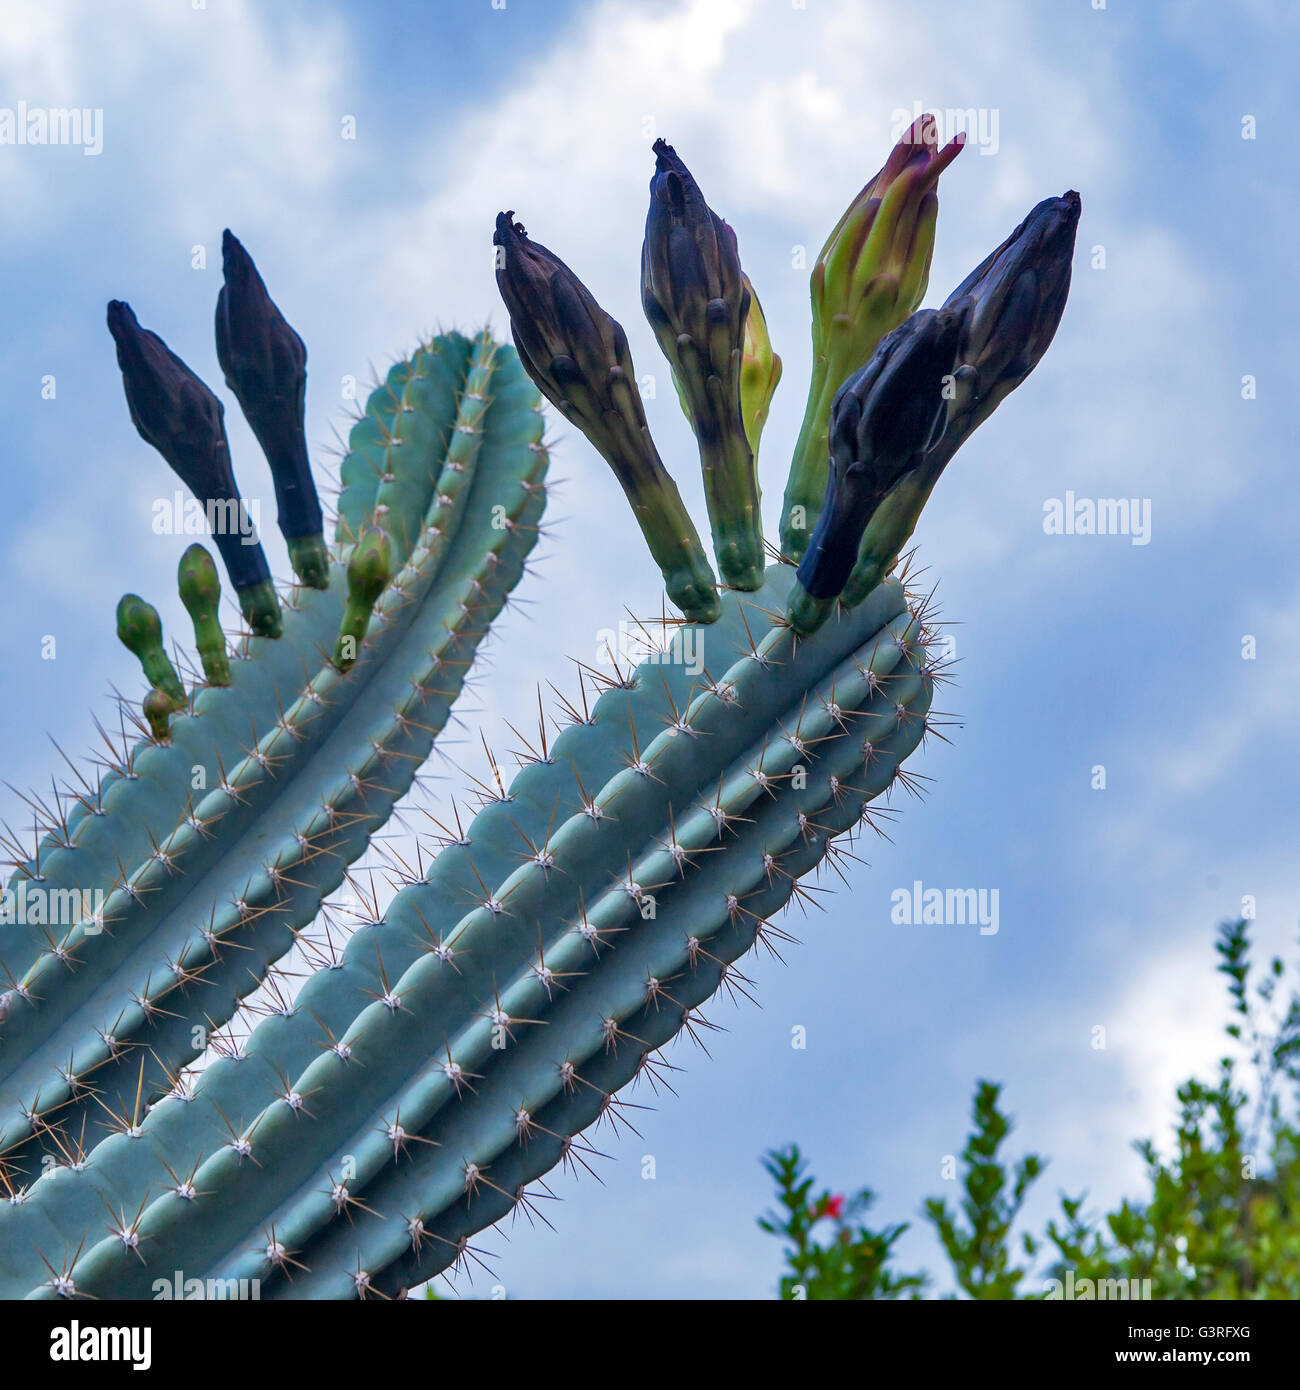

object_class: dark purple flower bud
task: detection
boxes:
[641,140,762,590]
[215,230,327,588]
[793,305,963,610]
[940,191,1081,439]
[493,210,719,623]
[829,191,1082,617]
[107,300,281,637]
[642,140,746,348]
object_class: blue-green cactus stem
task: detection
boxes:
[376,347,483,560]
[325,692,929,1299]
[1,483,547,1299]
[268,642,930,1297]
[335,335,475,548]
[19,569,935,1300]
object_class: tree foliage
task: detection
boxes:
[761,920,1300,1299]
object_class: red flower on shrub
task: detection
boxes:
[814,1193,846,1221]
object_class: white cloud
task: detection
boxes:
[0,0,348,239]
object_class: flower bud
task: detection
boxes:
[738,274,782,463]
[940,190,1081,441]
[142,686,178,743]
[107,300,281,637]
[781,115,964,559]
[216,230,328,589]
[177,543,231,687]
[789,306,962,631]
[642,140,762,589]
[333,527,391,672]
[493,210,719,622]
[115,593,185,705]
[838,192,1082,609]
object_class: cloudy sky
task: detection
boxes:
[1,0,1296,1297]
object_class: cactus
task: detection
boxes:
[0,239,548,1186]
[0,124,1077,1299]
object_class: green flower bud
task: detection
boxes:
[116,594,185,706]
[142,687,177,742]
[177,544,231,687]
[780,114,964,559]
[333,527,390,671]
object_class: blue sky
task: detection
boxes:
[2,0,1297,1297]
